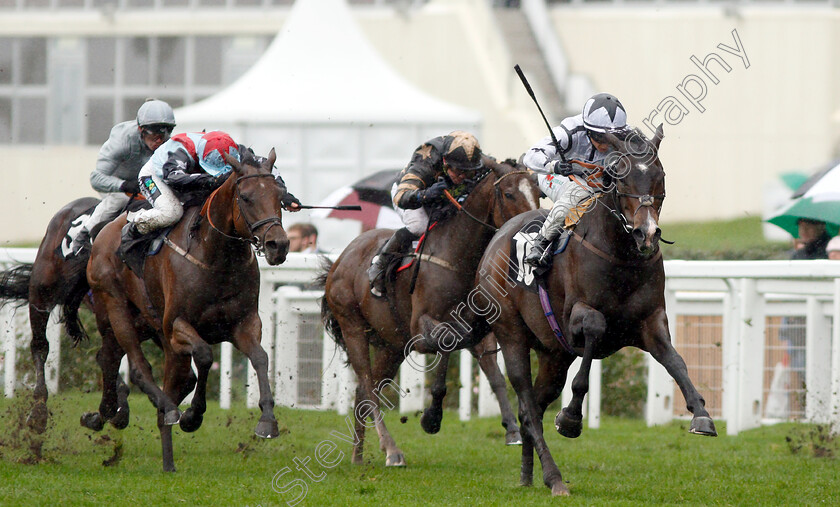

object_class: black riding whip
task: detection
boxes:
[297,205,362,211]
[514,64,561,153]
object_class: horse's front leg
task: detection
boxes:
[641,308,717,436]
[471,333,522,445]
[231,312,279,439]
[26,305,52,434]
[555,302,606,438]
[420,350,450,435]
[169,317,213,433]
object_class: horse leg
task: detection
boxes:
[98,292,180,425]
[231,313,278,439]
[351,383,367,465]
[370,347,407,467]
[169,317,213,433]
[471,333,522,445]
[420,351,450,435]
[641,308,717,436]
[498,327,568,496]
[555,302,606,439]
[26,305,52,434]
[80,328,124,432]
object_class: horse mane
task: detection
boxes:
[616,127,658,159]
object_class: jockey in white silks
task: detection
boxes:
[522,93,628,269]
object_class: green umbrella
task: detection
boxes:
[768,161,840,237]
[767,197,840,238]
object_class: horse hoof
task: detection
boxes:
[689,416,718,437]
[163,409,181,426]
[551,482,571,496]
[505,430,523,446]
[385,453,406,467]
[110,406,130,430]
[255,420,280,439]
[179,409,204,433]
[27,403,49,434]
[420,408,442,434]
[80,412,105,432]
[555,408,582,438]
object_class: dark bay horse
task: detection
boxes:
[475,126,716,496]
[320,157,539,467]
[85,148,290,471]
[0,197,112,434]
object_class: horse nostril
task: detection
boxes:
[632,228,645,243]
[653,227,662,242]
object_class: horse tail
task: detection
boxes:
[0,263,33,307]
[315,256,346,353]
[59,255,91,346]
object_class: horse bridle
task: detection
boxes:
[608,189,666,235]
[443,168,533,232]
[204,172,284,256]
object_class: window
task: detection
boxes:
[87,38,116,86]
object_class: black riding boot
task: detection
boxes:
[368,227,417,297]
[70,228,91,256]
[524,232,556,269]
[117,222,146,261]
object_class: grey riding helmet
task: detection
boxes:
[582,93,626,133]
[136,99,176,130]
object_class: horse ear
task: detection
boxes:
[652,124,664,150]
[268,148,276,167]
[224,152,241,173]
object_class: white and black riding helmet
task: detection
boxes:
[582,93,627,134]
[137,99,176,134]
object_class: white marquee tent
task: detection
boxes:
[175,0,481,250]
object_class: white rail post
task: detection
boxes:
[399,352,425,414]
[830,279,840,435]
[219,342,232,409]
[806,296,832,423]
[2,305,16,398]
[588,359,601,429]
[459,349,472,421]
[722,281,740,434]
[736,278,764,433]
[273,286,299,408]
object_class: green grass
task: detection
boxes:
[660,216,791,259]
[1,392,837,506]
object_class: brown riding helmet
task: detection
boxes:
[442,131,483,172]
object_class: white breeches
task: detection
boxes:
[131,170,183,235]
[540,181,595,239]
[391,182,430,236]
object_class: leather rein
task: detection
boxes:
[443,169,533,232]
[199,172,284,256]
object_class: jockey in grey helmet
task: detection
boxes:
[521,93,627,269]
[70,99,176,256]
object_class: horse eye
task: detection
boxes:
[504,192,514,199]
[240,194,253,205]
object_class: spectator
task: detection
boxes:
[826,236,840,260]
[791,218,830,260]
[287,223,322,253]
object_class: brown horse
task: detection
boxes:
[0,197,141,434]
[320,157,539,467]
[86,148,290,471]
[473,126,716,496]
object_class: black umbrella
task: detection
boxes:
[351,169,401,208]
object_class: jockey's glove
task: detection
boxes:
[120,179,141,194]
[549,160,583,178]
[281,192,302,210]
[419,180,449,204]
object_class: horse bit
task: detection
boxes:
[205,172,284,256]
